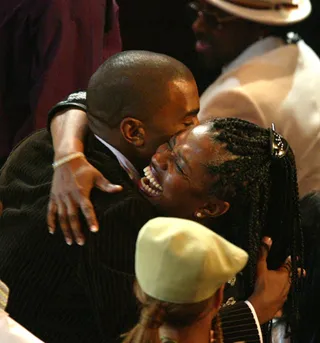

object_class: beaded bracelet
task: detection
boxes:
[52,152,85,169]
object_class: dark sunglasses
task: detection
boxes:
[187,1,237,29]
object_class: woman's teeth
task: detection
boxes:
[143,166,163,191]
[140,166,163,196]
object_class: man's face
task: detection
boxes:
[141,78,200,161]
[191,0,261,70]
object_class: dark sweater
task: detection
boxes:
[0,130,158,343]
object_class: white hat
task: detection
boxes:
[135,217,248,304]
[206,0,311,25]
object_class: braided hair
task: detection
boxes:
[205,118,304,338]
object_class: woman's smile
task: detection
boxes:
[139,166,163,197]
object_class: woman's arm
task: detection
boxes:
[47,93,122,246]
[218,237,294,343]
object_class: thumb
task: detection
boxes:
[257,237,272,274]
[94,174,123,193]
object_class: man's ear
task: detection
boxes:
[195,199,230,219]
[120,117,145,147]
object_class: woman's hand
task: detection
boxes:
[47,157,122,245]
[249,237,306,324]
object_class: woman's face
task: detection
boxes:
[138,124,231,219]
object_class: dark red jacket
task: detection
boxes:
[0,0,121,159]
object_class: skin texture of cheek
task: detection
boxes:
[152,185,204,219]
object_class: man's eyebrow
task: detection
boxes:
[184,108,199,117]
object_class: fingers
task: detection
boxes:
[260,237,272,259]
[64,196,85,246]
[78,198,99,234]
[56,200,73,246]
[256,237,272,274]
[53,195,87,246]
[48,192,98,246]
[278,256,306,283]
[47,197,57,234]
[95,174,123,193]
[281,256,292,274]
[297,268,307,278]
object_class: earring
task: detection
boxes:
[195,212,203,218]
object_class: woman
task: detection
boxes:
[123,217,248,343]
[140,118,303,331]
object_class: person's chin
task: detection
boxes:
[195,41,219,70]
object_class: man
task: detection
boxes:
[0,51,200,342]
[192,0,320,198]
[0,0,121,168]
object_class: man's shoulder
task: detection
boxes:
[217,41,320,88]
[201,43,313,113]
[0,130,53,183]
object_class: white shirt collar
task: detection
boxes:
[94,135,140,182]
[223,36,285,74]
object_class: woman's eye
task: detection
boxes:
[174,162,184,174]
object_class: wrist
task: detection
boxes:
[54,139,85,161]
[248,295,264,324]
[52,153,86,170]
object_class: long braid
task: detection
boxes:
[205,118,304,340]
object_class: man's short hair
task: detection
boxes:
[87,50,194,128]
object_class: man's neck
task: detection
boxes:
[91,124,147,174]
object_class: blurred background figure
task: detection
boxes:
[190,0,320,198]
[0,0,121,168]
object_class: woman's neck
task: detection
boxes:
[158,316,212,343]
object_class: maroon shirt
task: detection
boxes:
[0,0,122,159]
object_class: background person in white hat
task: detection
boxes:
[122,217,249,343]
[191,0,320,199]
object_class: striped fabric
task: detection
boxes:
[219,301,261,343]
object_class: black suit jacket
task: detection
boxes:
[0,130,158,342]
